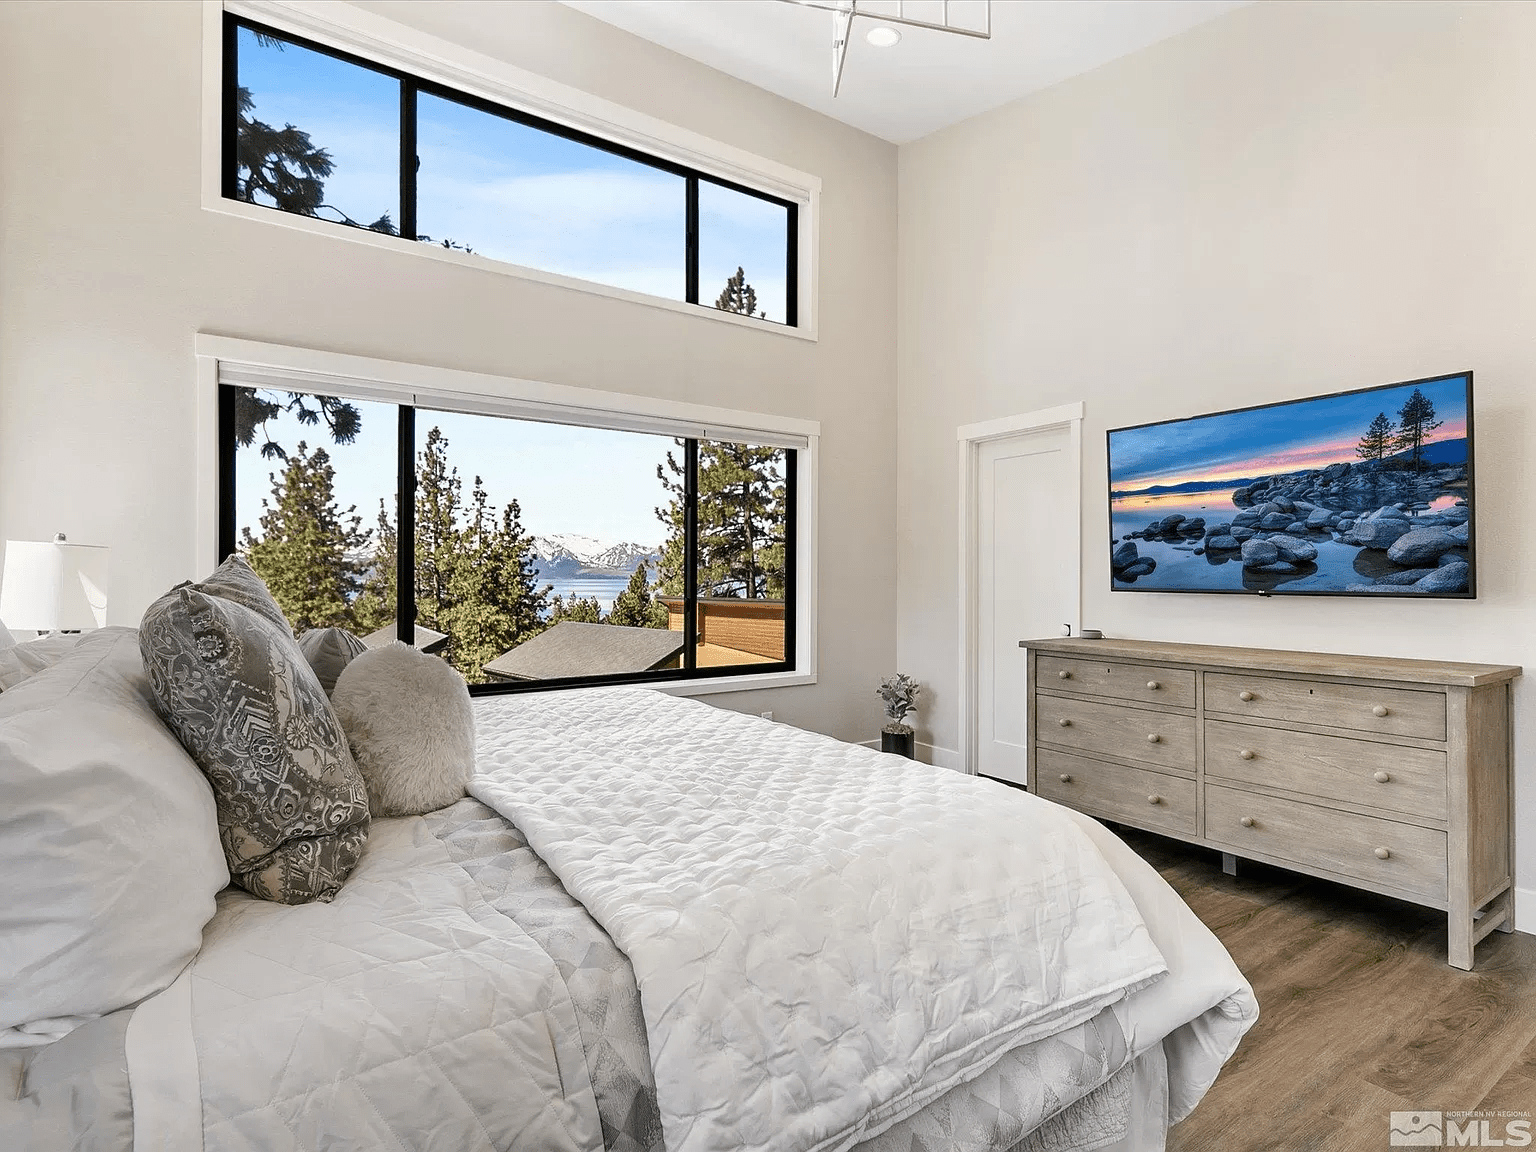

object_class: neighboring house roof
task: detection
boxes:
[361,624,450,654]
[482,621,683,682]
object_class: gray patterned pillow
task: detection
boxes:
[175,554,294,636]
[139,579,370,904]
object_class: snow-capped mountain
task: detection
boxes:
[530,534,661,578]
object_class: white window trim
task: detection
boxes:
[193,333,819,695]
[201,0,820,341]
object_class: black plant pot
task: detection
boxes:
[881,729,916,759]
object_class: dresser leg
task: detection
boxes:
[1448,909,1474,971]
[1221,852,1239,877]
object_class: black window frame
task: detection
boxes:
[223,13,800,327]
[217,385,799,695]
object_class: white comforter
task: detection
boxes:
[123,818,603,1152]
[470,689,1173,1152]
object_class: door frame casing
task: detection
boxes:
[956,402,1084,777]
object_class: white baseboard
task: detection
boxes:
[918,742,964,772]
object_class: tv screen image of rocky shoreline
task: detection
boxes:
[1107,374,1473,596]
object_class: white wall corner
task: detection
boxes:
[1512,887,1536,937]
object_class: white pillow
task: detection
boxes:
[331,641,475,816]
[0,618,14,651]
[0,628,228,1044]
[0,632,84,692]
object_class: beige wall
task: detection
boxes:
[0,0,898,740]
[898,0,1536,887]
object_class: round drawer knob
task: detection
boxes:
[1146,680,1160,690]
[1372,705,1390,717]
[1058,670,1071,680]
[1146,733,1160,743]
[1058,718,1072,727]
[1147,794,1161,805]
[1374,770,1391,783]
[1239,749,1256,760]
[1240,816,1255,828]
[1374,846,1391,860]
[1239,690,1256,702]
[1059,773,1072,783]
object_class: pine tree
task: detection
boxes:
[654,442,786,599]
[242,442,371,631]
[608,561,669,629]
[1356,412,1396,462]
[349,499,398,636]
[234,387,363,463]
[369,427,550,683]
[1395,389,1444,471]
[714,267,765,319]
[443,481,550,681]
[654,444,689,597]
[547,594,604,625]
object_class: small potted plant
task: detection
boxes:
[877,673,921,759]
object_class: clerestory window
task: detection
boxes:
[224,14,798,326]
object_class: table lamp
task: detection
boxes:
[0,534,110,633]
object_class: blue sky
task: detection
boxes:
[1109,376,1470,490]
[238,27,788,320]
[235,398,677,548]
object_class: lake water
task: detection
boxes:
[541,575,633,614]
[1109,488,1468,593]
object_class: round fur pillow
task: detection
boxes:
[330,641,475,816]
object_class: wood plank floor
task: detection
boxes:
[1111,828,1536,1151]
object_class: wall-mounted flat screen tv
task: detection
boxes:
[1107,372,1474,597]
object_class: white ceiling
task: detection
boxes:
[561,0,1251,144]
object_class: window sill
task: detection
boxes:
[203,196,817,343]
[468,669,815,706]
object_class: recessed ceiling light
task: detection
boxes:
[865,25,901,48]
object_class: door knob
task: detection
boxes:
[1057,670,1071,680]
[1147,794,1161,805]
[1374,847,1391,860]
[1146,733,1160,743]
[1372,705,1390,717]
[1059,774,1072,783]
[1240,816,1255,828]
[1058,718,1071,727]
[1146,680,1160,690]
[1239,749,1255,760]
[1239,690,1256,702]
[1374,771,1391,783]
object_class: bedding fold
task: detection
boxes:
[470,688,1171,1152]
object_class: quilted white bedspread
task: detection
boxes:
[470,688,1170,1152]
[123,817,603,1152]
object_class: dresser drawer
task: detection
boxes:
[1036,655,1195,709]
[1036,750,1196,837]
[1206,784,1447,902]
[1035,695,1196,772]
[1205,672,1446,740]
[1205,720,1447,821]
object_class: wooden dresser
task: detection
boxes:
[1020,637,1521,970]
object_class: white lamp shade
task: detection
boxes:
[0,539,110,631]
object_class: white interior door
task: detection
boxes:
[975,425,1077,784]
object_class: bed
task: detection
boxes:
[3,656,1256,1152]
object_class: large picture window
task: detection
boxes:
[220,385,796,693]
[224,14,798,326]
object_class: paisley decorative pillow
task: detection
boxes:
[139,577,370,904]
[178,554,295,636]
